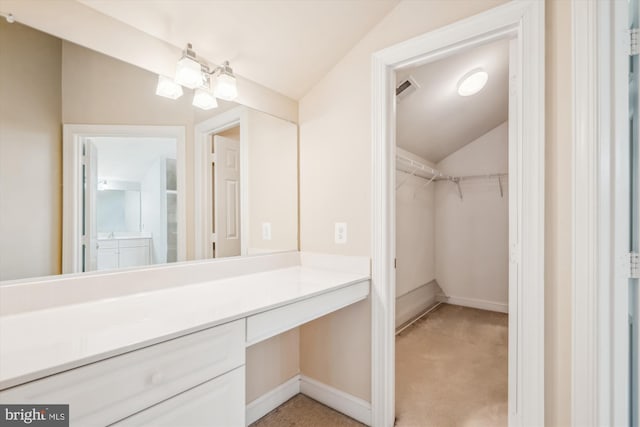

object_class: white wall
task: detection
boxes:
[141,158,166,264]
[396,148,436,298]
[435,122,509,311]
[0,21,61,281]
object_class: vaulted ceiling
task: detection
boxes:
[396,38,509,163]
[78,0,399,100]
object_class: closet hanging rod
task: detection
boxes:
[433,172,508,182]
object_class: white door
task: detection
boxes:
[83,140,98,272]
[213,135,241,258]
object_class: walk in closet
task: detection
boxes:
[394,37,510,426]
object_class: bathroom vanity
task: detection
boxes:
[0,252,369,426]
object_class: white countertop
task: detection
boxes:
[0,266,369,390]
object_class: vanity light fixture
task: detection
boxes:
[457,68,488,97]
[175,44,205,89]
[155,75,184,99]
[192,88,218,110]
[155,43,238,107]
[212,61,238,101]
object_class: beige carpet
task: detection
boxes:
[250,394,364,427]
[395,304,508,427]
[252,304,508,427]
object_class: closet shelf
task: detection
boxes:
[395,154,508,200]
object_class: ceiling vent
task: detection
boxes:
[396,75,420,101]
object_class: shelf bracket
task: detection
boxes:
[454,179,463,200]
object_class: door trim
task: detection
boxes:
[571,1,632,425]
[370,2,545,426]
[62,124,186,274]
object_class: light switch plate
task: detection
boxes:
[335,222,347,244]
[262,222,272,240]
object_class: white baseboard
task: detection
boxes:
[395,280,440,328]
[246,375,300,425]
[300,375,372,426]
[437,294,508,313]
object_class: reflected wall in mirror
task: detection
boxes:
[0,19,299,282]
[194,106,298,259]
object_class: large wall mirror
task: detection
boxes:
[0,19,299,282]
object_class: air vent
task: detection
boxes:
[396,75,420,101]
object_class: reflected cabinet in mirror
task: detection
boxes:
[0,19,299,282]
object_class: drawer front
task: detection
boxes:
[97,240,118,249]
[118,239,150,248]
[0,319,245,426]
[113,366,245,427]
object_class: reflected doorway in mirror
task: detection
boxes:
[62,125,187,274]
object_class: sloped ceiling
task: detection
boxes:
[396,38,509,163]
[78,0,399,100]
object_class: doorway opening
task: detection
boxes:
[394,37,510,426]
[62,124,186,274]
[370,3,544,426]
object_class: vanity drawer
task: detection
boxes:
[97,239,118,249]
[0,319,245,426]
[113,366,245,427]
[118,238,150,248]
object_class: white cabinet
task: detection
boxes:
[97,238,151,270]
[0,320,245,426]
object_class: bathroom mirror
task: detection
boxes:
[0,20,299,282]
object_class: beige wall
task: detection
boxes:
[246,328,300,403]
[0,21,62,280]
[300,2,573,425]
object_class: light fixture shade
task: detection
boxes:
[155,75,184,99]
[192,88,218,110]
[214,73,238,101]
[457,69,488,97]
[175,56,204,89]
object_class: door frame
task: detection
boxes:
[370,2,545,426]
[194,106,249,259]
[571,1,632,425]
[62,124,187,274]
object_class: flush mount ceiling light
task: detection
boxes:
[155,75,184,99]
[192,88,218,110]
[212,61,238,101]
[457,68,488,97]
